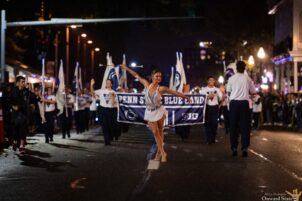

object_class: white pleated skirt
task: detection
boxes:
[144,106,167,122]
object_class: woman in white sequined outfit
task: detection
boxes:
[122,64,190,162]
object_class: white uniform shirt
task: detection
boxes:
[200,86,223,106]
[90,97,97,111]
[94,88,117,108]
[66,94,75,108]
[227,73,256,101]
[45,95,56,112]
[82,94,93,109]
[252,95,262,113]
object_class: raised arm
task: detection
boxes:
[121,64,149,88]
[160,86,190,101]
[90,78,96,96]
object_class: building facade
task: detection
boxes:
[270,0,302,92]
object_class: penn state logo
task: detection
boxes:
[124,109,137,121]
[108,68,119,91]
[174,71,181,91]
[103,94,110,104]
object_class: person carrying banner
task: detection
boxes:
[121,64,190,162]
[200,76,224,145]
[90,78,121,145]
[227,61,256,157]
[175,84,191,141]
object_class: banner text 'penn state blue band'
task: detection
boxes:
[116,93,206,126]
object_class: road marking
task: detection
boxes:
[250,149,302,182]
[128,169,152,201]
[147,160,160,170]
[170,145,178,149]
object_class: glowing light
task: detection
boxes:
[257,47,265,59]
[273,84,278,90]
[260,84,269,90]
[81,33,87,38]
[95,48,100,52]
[218,75,224,84]
[130,62,137,67]
[248,55,255,66]
[262,76,268,84]
[266,71,273,82]
[87,40,93,44]
[20,64,29,69]
[70,25,77,29]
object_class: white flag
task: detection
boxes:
[179,52,187,85]
[74,62,80,111]
[169,66,174,90]
[56,60,65,116]
[101,53,119,91]
[121,54,128,89]
[174,52,187,92]
[38,59,46,123]
[101,53,111,89]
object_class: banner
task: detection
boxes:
[117,93,206,126]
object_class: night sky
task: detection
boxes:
[1,0,273,87]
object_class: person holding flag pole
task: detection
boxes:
[90,53,121,145]
[121,64,190,162]
[172,52,191,141]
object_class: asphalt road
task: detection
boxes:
[1,125,302,201]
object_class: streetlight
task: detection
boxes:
[248,55,255,66]
[77,33,87,60]
[130,62,143,68]
[130,62,137,67]
[91,47,100,76]
[257,47,266,59]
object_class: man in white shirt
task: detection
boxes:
[59,86,75,138]
[200,76,224,144]
[42,87,56,143]
[90,79,121,145]
[227,61,256,157]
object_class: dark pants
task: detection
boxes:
[229,100,250,151]
[253,112,260,129]
[11,112,28,141]
[84,108,90,131]
[60,108,73,138]
[100,107,121,145]
[90,110,97,126]
[175,125,191,141]
[74,110,85,134]
[45,111,55,141]
[204,105,219,144]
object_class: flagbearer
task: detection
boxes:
[200,76,224,145]
[90,78,121,145]
[41,87,56,143]
[60,86,75,139]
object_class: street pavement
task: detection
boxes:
[1,124,302,201]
